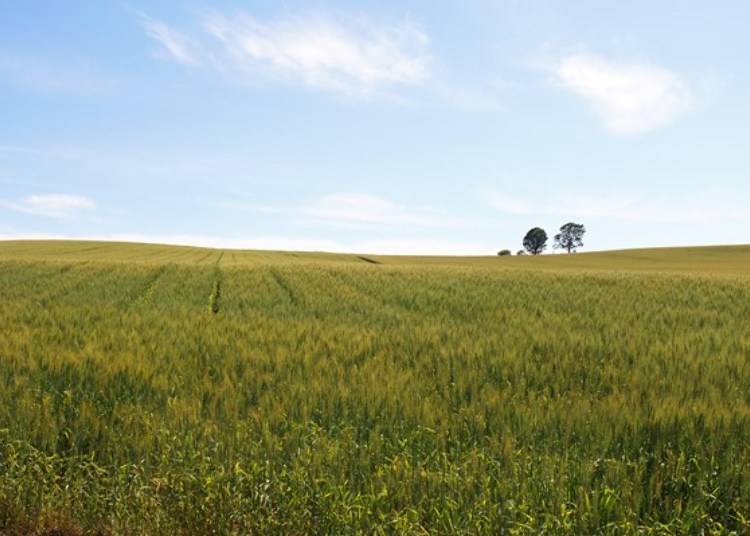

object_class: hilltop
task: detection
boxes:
[2,238,750,532]
[1,239,749,275]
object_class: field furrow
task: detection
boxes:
[269,268,300,306]
[132,265,170,306]
[1,241,750,534]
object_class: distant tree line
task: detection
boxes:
[498,222,586,256]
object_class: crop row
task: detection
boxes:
[1,259,749,533]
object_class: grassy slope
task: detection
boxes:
[0,240,361,265]
[374,244,750,275]
[1,240,750,534]
[2,240,750,275]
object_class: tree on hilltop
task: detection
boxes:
[523,227,548,255]
[553,222,586,253]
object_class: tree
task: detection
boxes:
[553,222,586,253]
[497,249,511,256]
[516,250,526,256]
[523,227,548,255]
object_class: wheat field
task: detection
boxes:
[1,240,749,534]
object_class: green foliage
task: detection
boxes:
[1,241,750,534]
[554,222,586,253]
[523,227,548,255]
[497,249,512,256]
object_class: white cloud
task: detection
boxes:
[554,54,693,135]
[140,16,201,66]
[487,190,744,225]
[300,193,445,227]
[140,10,431,96]
[2,194,95,218]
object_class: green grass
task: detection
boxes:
[1,240,750,534]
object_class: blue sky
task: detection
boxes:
[1,1,748,254]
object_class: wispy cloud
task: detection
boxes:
[300,193,447,228]
[487,190,744,225]
[238,193,463,229]
[2,194,95,218]
[203,12,430,93]
[140,10,431,97]
[139,15,201,66]
[553,54,693,135]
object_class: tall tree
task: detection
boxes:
[553,222,586,253]
[523,227,548,255]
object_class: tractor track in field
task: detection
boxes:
[208,252,225,314]
[195,250,215,264]
[208,278,221,314]
[269,269,299,306]
[53,245,109,256]
[133,266,169,306]
[356,255,380,264]
[324,268,415,317]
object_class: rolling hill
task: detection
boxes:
[2,239,750,274]
[1,240,749,534]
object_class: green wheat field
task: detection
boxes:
[2,240,750,535]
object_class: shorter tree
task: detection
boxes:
[523,227,548,255]
[516,250,526,256]
[553,222,586,253]
[497,249,511,256]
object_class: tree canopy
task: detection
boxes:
[523,227,548,255]
[553,222,586,253]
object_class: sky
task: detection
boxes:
[1,1,748,255]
